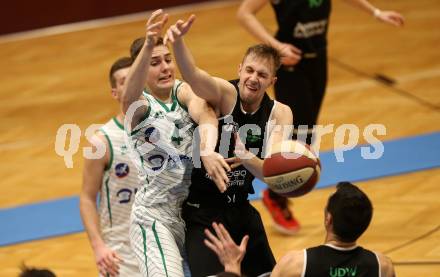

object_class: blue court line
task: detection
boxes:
[251,131,440,200]
[1,132,440,246]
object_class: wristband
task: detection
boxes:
[373,8,382,18]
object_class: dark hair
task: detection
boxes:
[130,36,165,59]
[109,56,133,88]
[19,265,56,277]
[216,272,241,277]
[243,44,281,74]
[326,182,373,243]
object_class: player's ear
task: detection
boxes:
[110,88,118,100]
[271,76,277,86]
[325,210,332,227]
[238,63,242,77]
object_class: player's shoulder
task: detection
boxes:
[273,250,304,277]
[274,100,291,114]
[174,80,193,102]
[375,252,395,277]
[272,100,293,123]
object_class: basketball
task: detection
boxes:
[263,140,321,197]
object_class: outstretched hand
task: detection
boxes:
[201,151,230,193]
[146,9,169,47]
[164,14,196,44]
[376,10,404,27]
[204,222,249,275]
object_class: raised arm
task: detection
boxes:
[343,0,404,27]
[165,15,236,116]
[79,134,122,277]
[178,83,231,192]
[121,10,168,127]
[237,0,301,66]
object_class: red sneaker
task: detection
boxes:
[262,189,300,235]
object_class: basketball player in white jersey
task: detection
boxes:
[122,10,230,277]
[80,57,142,276]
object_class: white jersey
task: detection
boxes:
[99,117,141,240]
[128,80,195,207]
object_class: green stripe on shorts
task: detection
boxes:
[152,220,169,277]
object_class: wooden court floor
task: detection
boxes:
[0,0,439,276]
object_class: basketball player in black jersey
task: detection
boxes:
[165,16,293,276]
[206,182,395,277]
[237,0,405,235]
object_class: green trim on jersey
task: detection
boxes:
[154,96,177,112]
[100,129,114,171]
[152,220,169,277]
[139,224,149,277]
[112,117,124,131]
[104,177,113,227]
[173,80,188,112]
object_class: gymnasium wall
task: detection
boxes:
[1,0,207,35]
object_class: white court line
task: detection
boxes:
[0,0,238,44]
[328,67,440,94]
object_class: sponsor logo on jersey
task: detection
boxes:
[309,0,324,8]
[205,169,247,188]
[329,266,357,277]
[115,163,130,178]
[120,145,128,155]
[246,129,262,144]
[144,126,160,143]
[293,20,327,39]
[147,154,167,171]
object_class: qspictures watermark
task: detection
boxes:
[54,121,386,169]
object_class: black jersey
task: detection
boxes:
[304,245,379,277]
[271,0,331,53]
[189,79,275,205]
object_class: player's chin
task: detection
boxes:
[157,78,174,89]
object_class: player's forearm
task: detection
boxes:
[79,196,105,251]
[122,43,153,114]
[198,109,219,155]
[172,38,201,84]
[343,0,378,16]
[237,6,281,48]
[224,263,241,276]
[240,151,264,180]
[173,39,220,103]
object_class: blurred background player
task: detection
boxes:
[237,0,405,235]
[79,56,142,277]
[166,15,293,276]
[205,182,395,277]
[122,10,229,277]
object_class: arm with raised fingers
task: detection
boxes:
[122,9,169,128]
[166,15,236,115]
[204,222,249,276]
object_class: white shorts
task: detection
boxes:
[130,203,191,277]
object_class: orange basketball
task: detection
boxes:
[263,140,321,197]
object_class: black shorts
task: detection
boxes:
[182,200,276,277]
[274,52,328,128]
